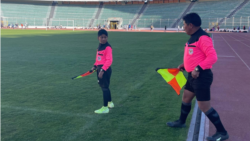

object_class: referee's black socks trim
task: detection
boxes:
[179,101,192,124]
[205,107,227,134]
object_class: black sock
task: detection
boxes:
[205,107,227,134]
[102,88,109,106]
[179,102,192,124]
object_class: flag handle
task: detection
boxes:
[71,70,95,80]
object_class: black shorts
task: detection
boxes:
[184,69,213,101]
[96,65,112,88]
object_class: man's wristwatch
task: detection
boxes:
[195,66,202,72]
[100,69,104,72]
[195,67,199,72]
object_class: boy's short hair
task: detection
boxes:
[98,29,108,37]
[183,13,202,27]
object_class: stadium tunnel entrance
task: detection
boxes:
[110,21,119,29]
[107,18,123,29]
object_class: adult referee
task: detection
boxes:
[167,13,229,141]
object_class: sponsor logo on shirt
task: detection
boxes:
[98,56,101,61]
[189,49,193,55]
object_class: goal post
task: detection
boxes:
[1,17,9,27]
[46,19,75,31]
[1,20,8,27]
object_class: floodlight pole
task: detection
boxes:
[225,17,226,27]
[232,17,234,28]
[160,19,161,28]
[248,16,249,27]
[240,16,242,27]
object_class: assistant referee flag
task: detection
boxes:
[156,68,187,95]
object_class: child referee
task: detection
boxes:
[91,29,114,114]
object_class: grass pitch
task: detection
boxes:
[1,29,196,141]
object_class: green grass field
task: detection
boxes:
[1,29,196,141]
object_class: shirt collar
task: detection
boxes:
[191,27,202,37]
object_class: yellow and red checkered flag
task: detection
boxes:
[156,68,187,95]
[71,70,95,80]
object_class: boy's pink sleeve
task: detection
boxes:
[198,36,218,70]
[102,46,113,71]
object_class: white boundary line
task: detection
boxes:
[236,42,250,48]
[198,112,206,141]
[1,105,92,118]
[186,100,199,141]
[217,55,235,57]
[220,34,250,70]
[227,34,250,49]
[234,33,250,42]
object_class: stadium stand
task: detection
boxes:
[234,0,250,17]
[94,4,142,27]
[229,1,250,29]
[52,4,98,27]
[188,0,244,29]
[1,0,249,30]
[137,2,189,28]
[1,2,51,26]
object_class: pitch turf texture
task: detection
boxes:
[2,29,196,141]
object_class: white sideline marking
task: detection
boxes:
[227,34,250,49]
[198,112,206,141]
[217,55,235,58]
[2,105,92,118]
[220,35,250,70]
[186,100,199,141]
